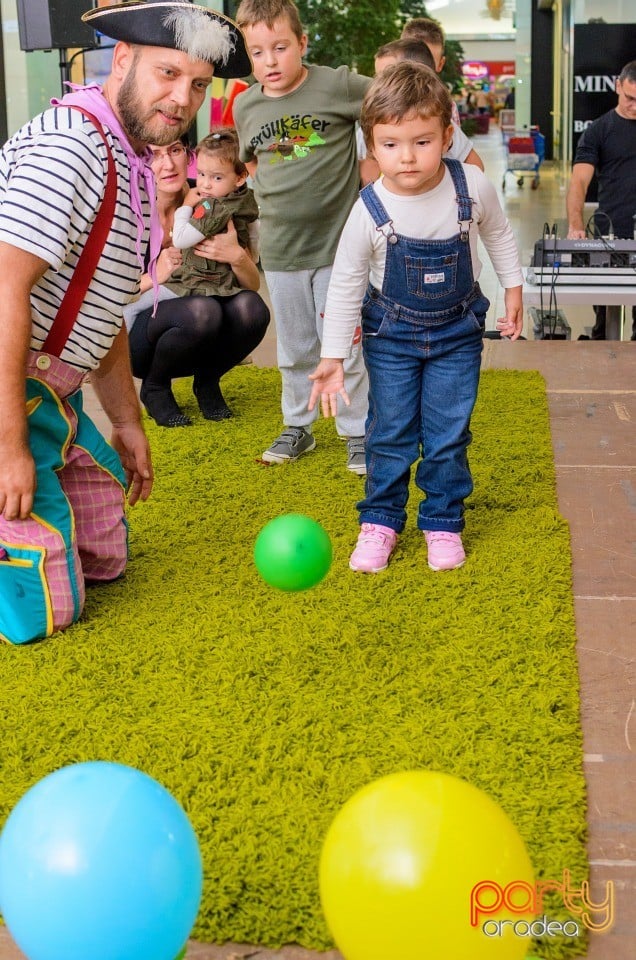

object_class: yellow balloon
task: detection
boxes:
[319,771,534,960]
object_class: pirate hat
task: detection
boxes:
[82,1,251,79]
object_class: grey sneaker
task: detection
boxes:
[262,427,316,463]
[346,436,366,475]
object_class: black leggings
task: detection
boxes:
[129,289,270,423]
[129,290,270,383]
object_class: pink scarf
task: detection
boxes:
[51,83,160,308]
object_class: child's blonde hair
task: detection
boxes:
[236,0,304,39]
[360,61,453,153]
[197,126,248,179]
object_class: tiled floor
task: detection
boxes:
[480,340,635,960]
[1,125,634,960]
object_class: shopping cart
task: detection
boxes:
[502,128,545,191]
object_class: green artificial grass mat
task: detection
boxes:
[1,367,588,958]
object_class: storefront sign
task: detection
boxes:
[462,61,516,81]
[462,61,489,80]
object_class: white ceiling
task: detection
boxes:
[426,0,516,38]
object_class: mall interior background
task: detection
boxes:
[0,0,635,173]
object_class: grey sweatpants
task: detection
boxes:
[265,266,368,437]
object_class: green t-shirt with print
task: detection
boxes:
[234,64,371,272]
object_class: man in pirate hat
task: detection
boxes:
[0,1,250,645]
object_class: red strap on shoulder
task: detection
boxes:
[42,107,117,358]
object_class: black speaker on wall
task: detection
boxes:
[17,0,97,52]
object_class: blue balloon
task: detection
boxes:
[0,762,202,960]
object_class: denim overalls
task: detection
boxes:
[357,159,489,535]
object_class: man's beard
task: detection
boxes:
[117,65,190,146]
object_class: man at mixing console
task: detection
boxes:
[566,59,636,340]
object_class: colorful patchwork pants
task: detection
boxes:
[0,353,128,645]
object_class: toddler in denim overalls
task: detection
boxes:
[309,61,524,573]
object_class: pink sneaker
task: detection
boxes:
[349,523,398,573]
[424,531,466,571]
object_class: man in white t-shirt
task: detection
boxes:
[0,0,250,645]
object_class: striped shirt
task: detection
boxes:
[0,106,151,372]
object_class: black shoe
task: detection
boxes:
[192,378,233,421]
[140,381,192,427]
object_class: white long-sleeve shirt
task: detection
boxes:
[321,164,524,358]
[172,204,261,260]
[171,205,205,248]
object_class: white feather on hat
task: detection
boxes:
[163,8,234,66]
[81,2,251,79]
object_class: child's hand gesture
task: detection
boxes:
[495,286,524,340]
[183,187,202,207]
[308,359,349,419]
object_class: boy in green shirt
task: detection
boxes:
[234,0,370,474]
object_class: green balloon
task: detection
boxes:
[254,514,333,591]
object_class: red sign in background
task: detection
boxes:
[462,60,515,79]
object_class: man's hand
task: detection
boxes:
[91,327,154,506]
[565,162,594,242]
[110,421,154,506]
[308,359,349,418]
[0,443,37,520]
